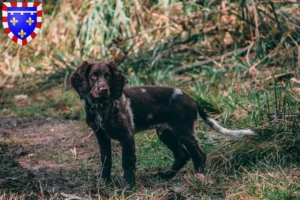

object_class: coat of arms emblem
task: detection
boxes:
[2,2,42,46]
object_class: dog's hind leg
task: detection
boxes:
[177,126,206,173]
[156,128,190,179]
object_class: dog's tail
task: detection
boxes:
[196,103,254,137]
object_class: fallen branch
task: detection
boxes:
[172,45,253,74]
[246,32,288,74]
[265,72,295,82]
[269,113,300,120]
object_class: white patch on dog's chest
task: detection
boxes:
[93,95,135,133]
[95,110,105,130]
[104,95,135,132]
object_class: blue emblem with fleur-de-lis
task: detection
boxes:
[2,2,42,46]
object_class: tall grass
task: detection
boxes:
[0,1,299,198]
[207,79,300,175]
[1,0,298,87]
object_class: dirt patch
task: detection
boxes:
[0,117,106,198]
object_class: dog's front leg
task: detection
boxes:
[94,131,112,181]
[119,132,136,185]
[85,102,112,181]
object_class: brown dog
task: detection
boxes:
[70,61,253,184]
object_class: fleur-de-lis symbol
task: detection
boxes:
[18,29,26,38]
[26,17,34,26]
[10,17,18,26]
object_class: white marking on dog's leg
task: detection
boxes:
[141,88,146,93]
[206,117,254,137]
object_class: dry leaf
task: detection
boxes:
[194,173,215,185]
[223,32,233,46]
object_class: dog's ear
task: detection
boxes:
[109,61,126,99]
[69,61,91,99]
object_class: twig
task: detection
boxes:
[298,46,300,78]
[269,113,300,120]
[259,0,299,3]
[265,72,294,82]
[245,32,289,76]
[60,193,89,200]
[251,0,260,45]
[246,42,255,67]
[173,45,253,74]
[81,131,94,143]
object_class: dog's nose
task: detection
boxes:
[99,86,108,95]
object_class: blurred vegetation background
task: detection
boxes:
[0,0,299,119]
[0,0,300,199]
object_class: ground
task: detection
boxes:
[0,116,218,199]
[0,117,98,197]
[1,115,298,200]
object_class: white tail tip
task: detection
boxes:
[207,118,255,137]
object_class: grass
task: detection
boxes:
[226,165,300,200]
[0,122,299,199]
[1,60,300,199]
[1,67,300,199]
[0,0,300,199]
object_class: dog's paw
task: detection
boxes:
[123,170,136,185]
[100,168,111,182]
[155,170,176,180]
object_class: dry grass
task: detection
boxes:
[226,167,300,200]
[0,1,299,82]
[0,0,300,199]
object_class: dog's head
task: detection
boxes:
[69,61,126,103]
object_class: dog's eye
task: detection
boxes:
[104,73,110,79]
[90,75,97,80]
